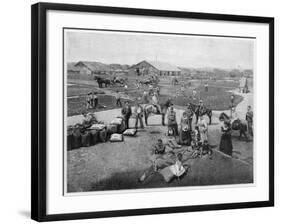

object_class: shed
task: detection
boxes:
[75,61,110,75]
[67,62,80,75]
[132,60,181,76]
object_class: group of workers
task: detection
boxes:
[85,84,253,158]
[86,92,99,109]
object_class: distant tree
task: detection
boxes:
[229,69,242,78]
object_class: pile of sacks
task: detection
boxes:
[67,114,136,151]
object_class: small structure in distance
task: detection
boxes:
[131,60,181,76]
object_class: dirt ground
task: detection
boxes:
[67,88,253,193]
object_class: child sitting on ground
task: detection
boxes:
[139,139,166,181]
[169,153,186,180]
[190,141,202,158]
[154,139,166,155]
[201,140,213,159]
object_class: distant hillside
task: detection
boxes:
[179,67,253,79]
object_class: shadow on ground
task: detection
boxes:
[68,150,253,193]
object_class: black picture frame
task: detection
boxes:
[31,2,274,222]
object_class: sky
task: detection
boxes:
[65,29,254,70]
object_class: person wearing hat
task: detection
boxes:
[134,101,144,129]
[192,89,197,102]
[197,114,208,142]
[185,103,194,131]
[86,92,93,109]
[142,90,149,104]
[115,91,122,107]
[198,99,204,108]
[179,111,191,145]
[93,92,98,108]
[180,84,185,94]
[152,92,161,114]
[121,100,132,129]
[204,82,209,92]
[161,97,173,114]
[167,105,178,136]
[219,120,233,156]
[230,94,235,118]
[246,105,253,136]
[196,99,205,123]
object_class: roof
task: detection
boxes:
[144,60,181,72]
[75,61,110,71]
[67,62,80,72]
[109,64,129,70]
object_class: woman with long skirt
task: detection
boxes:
[219,121,233,156]
[179,111,191,146]
[197,115,208,142]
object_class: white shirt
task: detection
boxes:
[169,160,185,177]
[152,95,158,104]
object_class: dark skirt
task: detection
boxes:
[219,134,233,156]
[179,129,191,146]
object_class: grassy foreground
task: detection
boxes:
[67,79,244,116]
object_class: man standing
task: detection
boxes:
[86,92,93,109]
[156,86,160,96]
[122,101,132,129]
[204,82,209,92]
[164,97,172,109]
[124,84,128,93]
[134,102,144,129]
[142,91,149,104]
[152,92,161,114]
[230,94,235,118]
[181,84,185,93]
[93,92,98,108]
[115,91,122,107]
[196,100,205,123]
[197,100,204,114]
[246,105,253,136]
[136,68,140,76]
[186,103,194,131]
[192,89,197,102]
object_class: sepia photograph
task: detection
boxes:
[64,28,254,193]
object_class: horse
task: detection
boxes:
[94,76,111,88]
[143,100,172,126]
[139,79,154,86]
[188,103,212,125]
[219,112,248,140]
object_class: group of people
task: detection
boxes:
[85,90,126,110]
[121,100,144,130]
[166,102,209,148]
[220,104,254,156]
[86,92,99,109]
[86,86,253,160]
